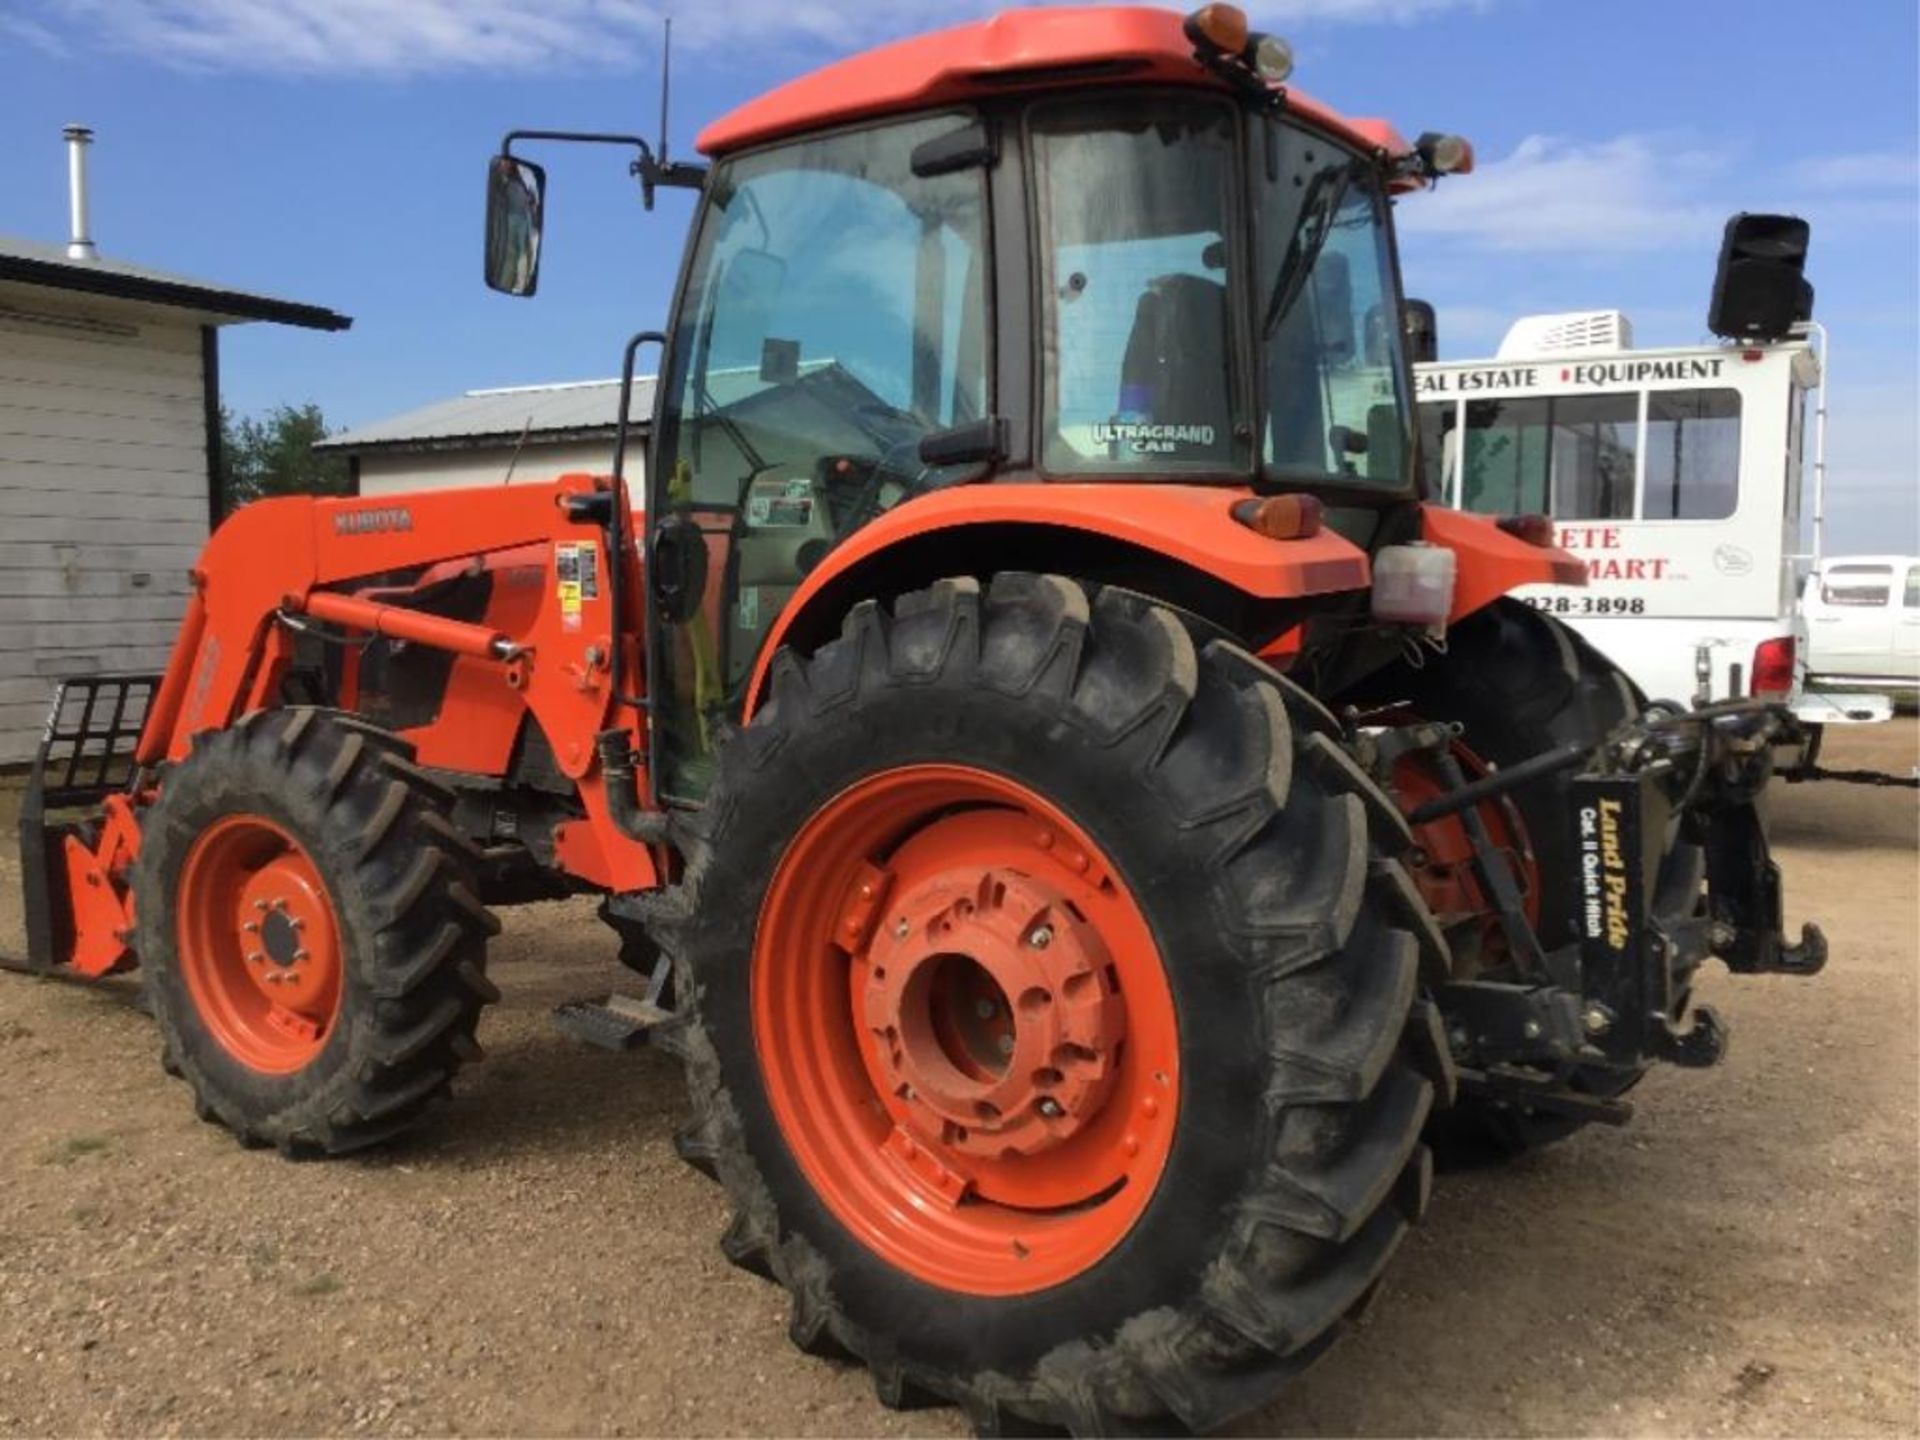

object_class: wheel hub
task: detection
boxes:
[861,869,1123,1160]
[178,814,344,1072]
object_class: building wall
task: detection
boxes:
[0,283,208,763]
[354,438,636,495]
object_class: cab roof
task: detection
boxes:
[697,6,1413,163]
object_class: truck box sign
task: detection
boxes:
[1416,356,1727,395]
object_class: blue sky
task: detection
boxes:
[2,0,1915,551]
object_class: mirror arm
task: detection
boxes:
[496,130,708,211]
[501,128,654,158]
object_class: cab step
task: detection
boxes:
[552,992,672,1050]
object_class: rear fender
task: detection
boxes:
[1419,504,1587,622]
[744,484,1371,714]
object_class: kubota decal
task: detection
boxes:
[333,506,414,536]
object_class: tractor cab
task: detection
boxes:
[485,5,1472,797]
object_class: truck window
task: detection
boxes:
[1908,568,1920,609]
[1644,388,1741,519]
[1821,564,1893,607]
[1460,394,1635,519]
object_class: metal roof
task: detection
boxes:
[0,233,351,331]
[317,378,652,455]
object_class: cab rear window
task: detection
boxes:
[1821,565,1893,607]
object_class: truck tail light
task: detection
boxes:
[1750,635,1796,697]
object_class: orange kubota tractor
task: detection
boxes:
[9,7,1827,1433]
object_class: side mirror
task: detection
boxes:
[485,154,546,297]
[650,512,710,626]
[1402,298,1438,364]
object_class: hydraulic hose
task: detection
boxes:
[597,728,670,845]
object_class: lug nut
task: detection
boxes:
[1037,1098,1064,1118]
[243,921,260,934]
[1582,1005,1611,1036]
[291,949,309,963]
[894,919,910,940]
[1521,1019,1543,1040]
[1029,925,1054,950]
[246,951,265,965]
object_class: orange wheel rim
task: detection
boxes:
[1392,737,1539,947]
[752,765,1179,1296]
[177,814,344,1074]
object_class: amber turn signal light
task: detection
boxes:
[1185,3,1250,56]
[1232,493,1324,540]
[1497,513,1556,547]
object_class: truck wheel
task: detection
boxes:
[134,709,499,1155]
[1372,600,1705,1160]
[648,576,1443,1435]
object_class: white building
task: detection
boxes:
[318,378,653,496]
[0,234,348,763]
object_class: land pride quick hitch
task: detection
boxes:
[1370,698,1826,1126]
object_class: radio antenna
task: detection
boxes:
[658,17,674,166]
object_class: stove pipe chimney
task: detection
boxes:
[63,124,97,261]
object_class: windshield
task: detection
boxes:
[1258,122,1412,489]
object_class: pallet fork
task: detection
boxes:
[4,674,159,978]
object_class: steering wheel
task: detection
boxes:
[831,436,936,535]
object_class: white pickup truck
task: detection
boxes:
[1801,555,1920,698]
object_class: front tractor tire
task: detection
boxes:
[134,709,500,1155]
[648,576,1449,1435]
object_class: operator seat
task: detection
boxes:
[1115,273,1234,464]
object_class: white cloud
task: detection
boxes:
[1790,150,1920,192]
[0,11,70,55]
[1399,133,1733,256]
[41,0,1495,75]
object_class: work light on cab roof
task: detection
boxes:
[1184,3,1293,83]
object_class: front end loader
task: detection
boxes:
[6,7,1826,1433]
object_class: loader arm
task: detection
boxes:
[139,477,634,775]
[19,474,664,981]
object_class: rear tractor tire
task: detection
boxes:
[646,575,1451,1435]
[134,708,500,1155]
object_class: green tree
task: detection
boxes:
[219,402,351,513]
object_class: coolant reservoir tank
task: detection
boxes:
[1371,543,1456,629]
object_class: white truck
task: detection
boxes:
[1414,309,1893,725]
[1802,555,1920,697]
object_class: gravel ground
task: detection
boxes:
[0,721,1914,1437]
